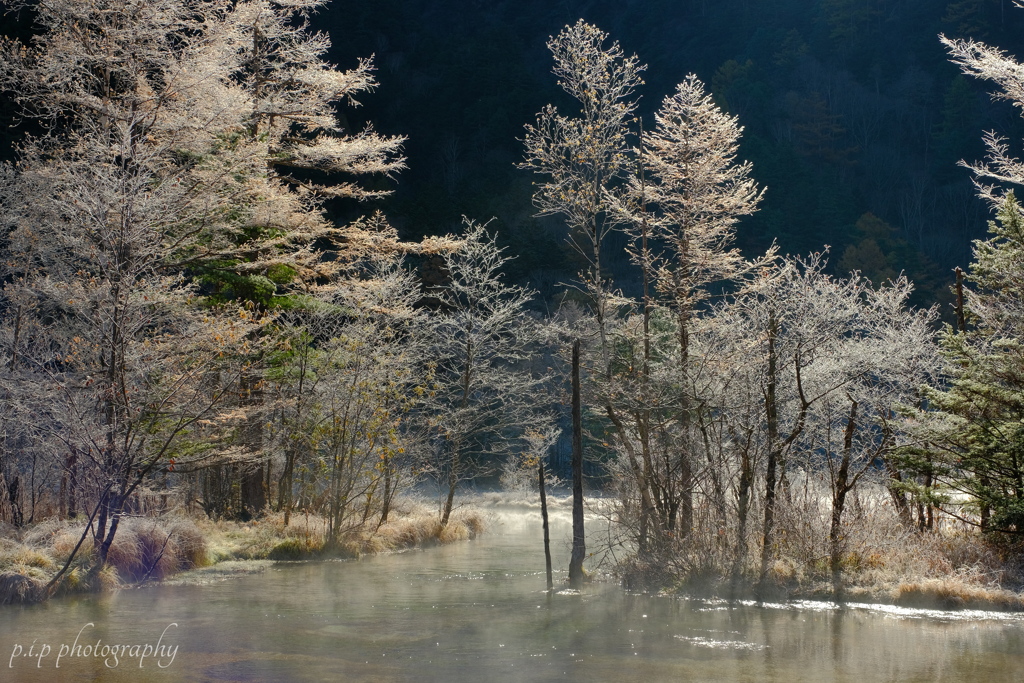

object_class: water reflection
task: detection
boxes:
[1,500,1023,682]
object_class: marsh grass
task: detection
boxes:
[0,573,43,604]
[1,516,211,602]
[770,499,1024,609]
[199,499,486,561]
[622,482,1024,611]
[0,497,486,604]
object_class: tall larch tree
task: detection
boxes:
[609,74,768,552]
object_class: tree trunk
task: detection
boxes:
[731,445,754,599]
[676,303,694,540]
[606,406,656,555]
[758,313,781,593]
[955,267,967,334]
[242,466,266,521]
[883,457,913,526]
[540,462,553,592]
[280,445,296,525]
[830,398,858,602]
[379,466,394,527]
[441,446,458,527]
[240,373,265,520]
[67,448,78,519]
[569,339,586,589]
[95,488,125,567]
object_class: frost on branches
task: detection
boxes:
[0,0,407,579]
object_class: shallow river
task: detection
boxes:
[3,500,1024,682]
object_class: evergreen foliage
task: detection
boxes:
[908,194,1024,532]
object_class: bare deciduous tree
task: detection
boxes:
[425,220,545,526]
[606,73,770,552]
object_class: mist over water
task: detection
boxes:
[2,495,1023,682]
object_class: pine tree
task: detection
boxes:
[918,4,1024,532]
[913,194,1024,532]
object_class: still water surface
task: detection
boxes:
[2,500,1024,682]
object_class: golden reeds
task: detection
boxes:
[0,499,484,604]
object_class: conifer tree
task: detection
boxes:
[607,74,769,550]
[911,194,1024,532]
[916,4,1024,532]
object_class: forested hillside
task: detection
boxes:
[321,0,1024,310]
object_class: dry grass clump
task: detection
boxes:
[267,530,327,560]
[104,526,146,579]
[0,521,76,603]
[437,521,469,544]
[193,494,489,560]
[0,572,44,604]
[329,507,486,557]
[0,515,210,599]
[102,518,209,581]
[198,512,329,561]
[169,519,208,568]
[53,564,120,596]
[21,518,71,549]
[765,557,803,585]
[0,543,54,571]
[894,578,1024,610]
[804,522,1024,608]
[374,516,434,549]
[195,509,456,562]
[871,531,1024,610]
[1,519,117,603]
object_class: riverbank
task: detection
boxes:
[0,498,485,605]
[2,502,1020,682]
[637,525,1024,612]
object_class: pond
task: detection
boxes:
[2,498,1024,682]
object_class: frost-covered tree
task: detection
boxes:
[757,261,935,596]
[0,1,406,302]
[0,0,406,576]
[520,19,644,364]
[603,73,769,554]
[188,0,408,305]
[425,220,545,526]
[520,19,645,582]
[523,25,772,564]
[635,74,766,325]
[0,0,255,569]
[942,16,1024,209]
[682,255,937,595]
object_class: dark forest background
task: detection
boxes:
[6,0,1024,313]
